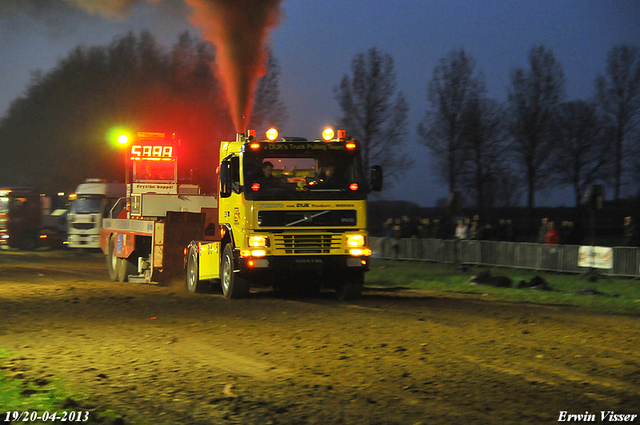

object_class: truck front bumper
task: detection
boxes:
[239,255,370,273]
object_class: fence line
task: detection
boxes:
[370,237,640,278]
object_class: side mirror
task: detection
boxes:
[370,165,383,192]
[219,160,232,198]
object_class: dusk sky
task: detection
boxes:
[1,0,640,206]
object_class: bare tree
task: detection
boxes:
[553,100,612,208]
[595,44,640,201]
[461,96,510,210]
[334,47,412,189]
[418,48,484,195]
[506,45,565,215]
[488,165,522,208]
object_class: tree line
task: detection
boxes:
[0,31,286,193]
[0,33,638,210]
[329,44,639,211]
[416,45,640,213]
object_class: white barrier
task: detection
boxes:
[371,237,640,278]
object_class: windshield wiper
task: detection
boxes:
[285,210,331,227]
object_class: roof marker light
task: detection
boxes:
[322,127,334,141]
[266,128,278,141]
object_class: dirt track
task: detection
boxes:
[1,250,639,424]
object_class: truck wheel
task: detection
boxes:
[186,246,204,293]
[106,236,119,281]
[221,244,250,299]
[117,256,137,282]
[336,270,364,301]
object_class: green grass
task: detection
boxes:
[366,259,640,315]
[0,349,136,425]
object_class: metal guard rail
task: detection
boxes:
[370,237,640,278]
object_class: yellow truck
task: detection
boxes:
[185,128,382,300]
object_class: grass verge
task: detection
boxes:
[0,349,137,425]
[366,259,640,315]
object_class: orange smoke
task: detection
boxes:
[185,0,284,133]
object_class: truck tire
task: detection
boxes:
[221,244,250,299]
[186,246,205,293]
[117,256,137,282]
[336,270,364,301]
[106,236,119,281]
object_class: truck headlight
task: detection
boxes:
[346,234,365,248]
[248,235,270,248]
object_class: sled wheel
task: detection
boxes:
[106,236,119,281]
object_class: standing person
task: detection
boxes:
[468,220,480,240]
[431,218,444,239]
[537,217,549,244]
[545,220,561,245]
[393,218,403,257]
[545,220,561,271]
[383,218,395,239]
[623,216,638,246]
[401,215,418,239]
[455,219,468,240]
[418,217,432,239]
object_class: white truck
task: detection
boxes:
[67,179,125,249]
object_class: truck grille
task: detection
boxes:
[72,223,95,230]
[273,233,342,254]
[258,210,357,227]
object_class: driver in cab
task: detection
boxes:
[257,161,278,187]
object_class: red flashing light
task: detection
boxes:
[349,183,359,191]
[346,141,357,150]
[251,183,261,191]
[250,142,261,150]
[39,234,47,239]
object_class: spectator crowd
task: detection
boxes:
[382,214,640,247]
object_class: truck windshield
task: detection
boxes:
[70,196,103,214]
[133,161,176,182]
[243,143,366,201]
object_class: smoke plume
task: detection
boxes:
[184,0,284,133]
[3,0,283,133]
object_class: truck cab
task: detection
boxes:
[186,128,382,300]
[67,179,126,249]
[0,188,43,250]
